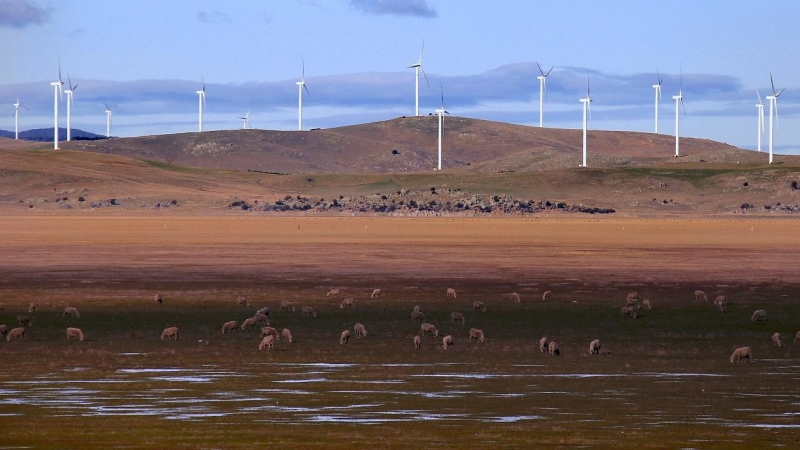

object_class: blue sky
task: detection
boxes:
[1,0,799,154]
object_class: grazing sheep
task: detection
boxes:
[542,290,552,300]
[154,294,163,304]
[469,328,485,343]
[256,306,270,317]
[241,317,259,330]
[730,346,752,363]
[340,329,351,345]
[795,331,800,344]
[472,301,486,312]
[161,327,179,341]
[221,321,238,334]
[589,339,601,355]
[538,337,550,353]
[253,313,270,325]
[371,288,382,298]
[258,334,275,351]
[326,289,341,298]
[301,306,317,317]
[442,335,454,350]
[280,301,295,312]
[236,297,250,307]
[772,332,783,347]
[16,315,31,327]
[446,288,457,298]
[260,327,279,339]
[413,335,422,350]
[450,312,465,324]
[354,323,367,337]
[411,310,426,323]
[340,298,355,309]
[751,310,766,322]
[281,328,293,343]
[713,295,727,311]
[548,341,560,356]
[620,306,637,319]
[626,292,639,309]
[63,306,80,318]
[66,327,84,341]
[413,305,421,312]
[642,299,652,310]
[420,322,438,337]
[6,326,25,341]
[694,290,707,301]
[0,324,7,337]
[508,292,521,303]
[28,302,37,313]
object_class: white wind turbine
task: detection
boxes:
[65,75,78,141]
[50,60,64,150]
[104,103,117,138]
[672,70,686,157]
[579,72,592,168]
[434,82,450,171]
[13,97,29,140]
[296,59,309,131]
[652,70,663,133]
[766,74,785,164]
[755,90,765,153]
[238,109,251,129]
[536,62,553,127]
[408,41,429,117]
[196,79,206,132]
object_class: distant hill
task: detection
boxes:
[0,128,107,141]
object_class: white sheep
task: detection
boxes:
[620,306,637,319]
[354,323,367,337]
[154,294,163,304]
[548,341,560,356]
[302,306,317,317]
[538,337,549,353]
[259,334,275,351]
[28,302,37,313]
[280,301,295,312]
[772,332,783,347]
[795,331,800,344]
[420,322,438,337]
[237,297,250,307]
[241,317,258,330]
[66,327,85,341]
[340,329,351,344]
[442,335,454,350]
[281,328,293,343]
[469,328,485,342]
[161,326,179,341]
[16,315,31,327]
[0,324,7,337]
[221,321,238,334]
[327,288,341,298]
[413,335,422,350]
[472,301,486,312]
[6,326,25,341]
[694,290,707,301]
[371,288,382,298]
[751,310,766,322]
[542,290,552,300]
[589,339,601,355]
[253,313,270,325]
[714,295,727,311]
[63,306,80,318]
[411,310,426,323]
[450,312,465,324]
[446,288,457,298]
[340,298,355,309]
[507,292,521,303]
[260,327,279,339]
[256,306,269,317]
[642,299,652,310]
[730,346,752,363]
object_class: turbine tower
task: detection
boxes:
[238,109,250,129]
[652,70,663,133]
[766,74,785,164]
[408,41,429,117]
[536,62,553,127]
[579,73,592,168]
[755,90,765,153]
[434,82,450,171]
[50,60,64,150]
[196,79,206,132]
[104,103,117,138]
[672,70,685,157]
[65,75,78,141]
[13,98,29,140]
[296,59,309,131]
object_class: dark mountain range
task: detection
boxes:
[0,128,107,141]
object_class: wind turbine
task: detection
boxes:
[50,59,64,150]
[196,79,206,132]
[536,62,553,127]
[408,41,429,117]
[672,70,686,157]
[652,70,663,133]
[238,109,251,129]
[434,82,450,171]
[296,59,309,131]
[766,74,785,164]
[755,90,765,153]
[104,103,117,138]
[65,75,78,141]
[579,72,592,168]
[13,98,29,140]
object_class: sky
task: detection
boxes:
[1,0,800,154]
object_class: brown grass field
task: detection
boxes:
[1,216,799,449]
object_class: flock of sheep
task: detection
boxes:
[2,288,797,362]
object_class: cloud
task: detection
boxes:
[350,0,437,18]
[0,0,51,28]
[196,10,231,25]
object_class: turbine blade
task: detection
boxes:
[776,87,785,97]
[536,61,545,77]
[680,98,686,116]
[202,77,206,92]
[58,56,62,82]
[439,82,445,109]
[419,40,425,65]
[657,68,662,86]
[112,103,118,111]
[246,109,250,119]
[303,83,310,97]
[104,102,110,111]
[21,104,29,110]
[756,89,762,105]
[421,65,430,88]
[770,73,776,96]
[72,83,78,92]
[545,65,553,77]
